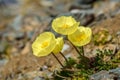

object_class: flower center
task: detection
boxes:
[76,33,86,41]
[61,24,69,29]
[41,41,49,48]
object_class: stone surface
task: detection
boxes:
[90,68,120,80]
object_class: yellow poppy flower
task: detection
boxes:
[68,26,92,46]
[53,37,64,54]
[52,16,80,35]
[32,32,56,57]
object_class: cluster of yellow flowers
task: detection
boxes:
[32,16,92,57]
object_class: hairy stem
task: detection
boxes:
[81,46,84,56]
[60,52,68,63]
[52,52,64,67]
[69,40,82,56]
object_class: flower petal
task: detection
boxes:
[53,37,64,54]
[32,32,56,57]
[52,16,79,35]
[68,26,92,46]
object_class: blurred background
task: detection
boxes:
[0,0,120,80]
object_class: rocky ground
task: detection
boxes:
[0,0,120,80]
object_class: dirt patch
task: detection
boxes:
[93,14,120,33]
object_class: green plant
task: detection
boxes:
[53,49,119,80]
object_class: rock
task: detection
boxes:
[15,32,25,40]
[61,44,70,53]
[0,59,8,67]
[109,68,120,75]
[0,0,17,5]
[78,0,96,4]
[4,31,24,41]
[21,42,30,55]
[40,0,54,7]
[69,4,92,10]
[95,14,107,21]
[34,76,45,80]
[73,13,95,26]
[90,68,120,80]
[26,31,34,40]
[41,65,48,71]
[10,15,23,31]
[80,14,94,26]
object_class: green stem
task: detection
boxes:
[52,52,64,67]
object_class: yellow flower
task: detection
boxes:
[53,37,64,54]
[32,32,56,57]
[52,16,80,35]
[68,26,92,46]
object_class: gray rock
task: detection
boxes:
[10,15,23,31]
[0,59,8,67]
[3,31,24,41]
[90,68,120,80]
[34,76,45,80]
[78,0,96,4]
